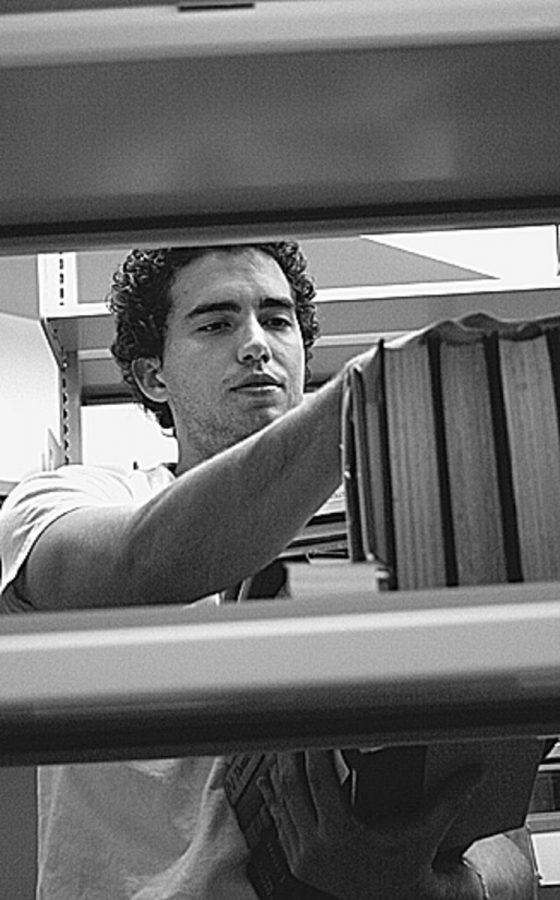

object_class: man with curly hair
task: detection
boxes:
[0,242,537,899]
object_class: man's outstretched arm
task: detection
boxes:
[24,371,346,610]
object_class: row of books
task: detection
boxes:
[343,311,560,589]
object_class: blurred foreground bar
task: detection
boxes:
[1,576,560,764]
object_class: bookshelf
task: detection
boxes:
[2,4,560,896]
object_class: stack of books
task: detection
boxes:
[343,311,560,589]
[281,483,347,562]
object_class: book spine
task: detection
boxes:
[484,333,523,582]
[224,752,265,807]
[427,335,458,587]
[499,331,560,581]
[225,754,334,900]
[376,342,397,587]
[245,827,297,900]
[436,336,509,586]
[350,365,381,565]
[342,373,367,562]
[352,352,395,586]
[383,339,446,589]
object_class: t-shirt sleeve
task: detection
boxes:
[0,465,136,599]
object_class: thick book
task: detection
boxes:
[437,336,508,586]
[341,377,368,562]
[349,356,392,575]
[282,483,347,561]
[499,330,560,582]
[346,739,545,856]
[382,337,447,590]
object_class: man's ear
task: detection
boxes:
[131,357,169,405]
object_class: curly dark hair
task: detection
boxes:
[107,242,320,430]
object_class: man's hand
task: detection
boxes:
[257,749,486,900]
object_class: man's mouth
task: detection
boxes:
[232,374,282,391]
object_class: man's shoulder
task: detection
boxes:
[0,463,175,601]
[2,462,174,512]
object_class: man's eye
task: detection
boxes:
[265,316,292,330]
[197,320,229,333]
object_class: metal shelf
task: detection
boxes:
[1,578,560,763]
[2,2,560,251]
[40,240,560,403]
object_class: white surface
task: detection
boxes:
[0,312,58,483]
[81,404,176,473]
[371,226,560,291]
[533,831,560,884]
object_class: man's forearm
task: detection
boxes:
[119,373,345,604]
[25,366,349,610]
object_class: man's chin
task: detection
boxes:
[245,406,284,431]
[228,406,285,442]
[226,392,301,442]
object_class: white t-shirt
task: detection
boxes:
[0,464,256,900]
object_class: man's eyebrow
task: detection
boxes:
[260,296,295,311]
[186,300,240,320]
[186,296,295,319]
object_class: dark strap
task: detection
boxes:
[222,559,291,603]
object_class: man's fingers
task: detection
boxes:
[424,764,484,852]
[266,754,317,829]
[257,764,300,858]
[304,749,352,827]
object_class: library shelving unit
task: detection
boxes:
[1,2,560,893]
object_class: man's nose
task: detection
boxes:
[237,319,271,364]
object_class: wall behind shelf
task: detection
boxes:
[0,311,58,484]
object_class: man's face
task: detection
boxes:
[156,248,306,469]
